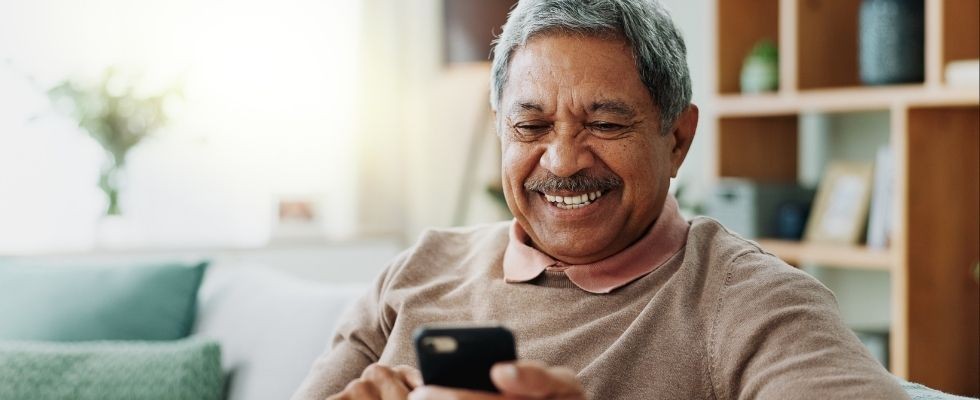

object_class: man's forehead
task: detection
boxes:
[500,34,653,117]
[507,99,638,118]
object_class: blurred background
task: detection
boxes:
[0,0,717,280]
[0,0,977,397]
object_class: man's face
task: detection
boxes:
[497,34,696,265]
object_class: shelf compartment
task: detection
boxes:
[942,0,980,66]
[756,238,894,270]
[797,0,863,90]
[718,115,798,181]
[716,0,780,94]
[926,0,980,85]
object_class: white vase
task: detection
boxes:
[740,57,778,94]
[95,215,138,250]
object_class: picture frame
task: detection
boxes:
[270,195,327,243]
[804,162,875,245]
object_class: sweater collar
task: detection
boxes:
[502,195,689,294]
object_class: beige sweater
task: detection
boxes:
[293,217,908,399]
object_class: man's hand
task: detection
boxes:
[408,360,586,400]
[327,364,423,400]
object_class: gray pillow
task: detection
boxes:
[0,337,223,400]
[0,261,207,341]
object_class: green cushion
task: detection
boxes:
[0,261,207,341]
[0,337,223,400]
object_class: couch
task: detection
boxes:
[0,240,397,400]
[193,262,366,400]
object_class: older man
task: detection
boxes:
[294,1,908,399]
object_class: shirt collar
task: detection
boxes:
[502,195,689,294]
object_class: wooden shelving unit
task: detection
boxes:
[712,0,979,396]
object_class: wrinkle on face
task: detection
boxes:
[503,35,649,123]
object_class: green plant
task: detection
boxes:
[740,39,779,93]
[48,69,180,215]
[748,39,778,63]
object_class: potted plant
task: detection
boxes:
[48,68,180,216]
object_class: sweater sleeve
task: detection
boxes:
[290,252,408,400]
[709,251,909,400]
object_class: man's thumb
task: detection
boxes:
[490,361,583,399]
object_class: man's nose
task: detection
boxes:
[540,132,595,178]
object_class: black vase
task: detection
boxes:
[859,0,925,85]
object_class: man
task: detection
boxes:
[294,0,908,399]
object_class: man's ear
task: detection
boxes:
[669,104,698,178]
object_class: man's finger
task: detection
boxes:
[330,378,379,400]
[408,386,502,400]
[490,360,584,399]
[393,365,424,389]
[362,364,411,399]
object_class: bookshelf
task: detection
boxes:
[712,0,979,396]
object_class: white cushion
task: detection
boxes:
[193,262,365,400]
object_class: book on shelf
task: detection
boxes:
[866,147,893,250]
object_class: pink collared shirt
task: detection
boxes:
[502,195,690,294]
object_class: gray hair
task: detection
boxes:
[490,0,691,133]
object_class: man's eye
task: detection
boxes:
[589,122,626,132]
[514,124,551,136]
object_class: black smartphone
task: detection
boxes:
[413,325,517,393]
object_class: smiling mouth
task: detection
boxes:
[540,190,605,209]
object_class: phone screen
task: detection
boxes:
[413,325,517,393]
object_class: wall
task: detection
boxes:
[0,0,364,252]
[661,0,716,207]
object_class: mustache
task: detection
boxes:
[524,171,623,193]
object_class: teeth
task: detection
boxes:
[545,190,604,209]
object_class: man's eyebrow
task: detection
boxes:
[590,100,637,118]
[509,102,544,115]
